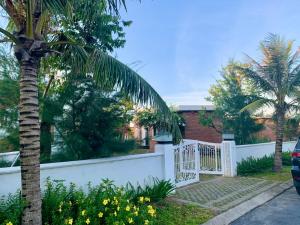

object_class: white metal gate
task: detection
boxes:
[174,139,224,187]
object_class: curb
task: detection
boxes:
[202,180,293,225]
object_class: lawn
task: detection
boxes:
[242,166,292,182]
[155,200,214,225]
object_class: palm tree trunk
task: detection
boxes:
[19,58,42,225]
[274,111,284,172]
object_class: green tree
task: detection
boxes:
[284,117,300,141]
[135,108,185,142]
[199,62,263,145]
[0,49,19,152]
[236,34,300,172]
[0,1,178,223]
[55,76,134,159]
[38,1,132,161]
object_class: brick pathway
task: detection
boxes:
[173,177,279,212]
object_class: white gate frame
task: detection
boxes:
[198,140,224,175]
[155,136,237,188]
[174,140,198,187]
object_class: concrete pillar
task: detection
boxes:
[222,140,237,177]
[154,134,175,186]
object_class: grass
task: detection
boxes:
[155,200,214,225]
[241,166,292,182]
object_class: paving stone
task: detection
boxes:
[174,177,279,212]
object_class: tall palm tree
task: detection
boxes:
[237,34,300,172]
[0,1,179,224]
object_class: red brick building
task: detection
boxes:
[131,105,279,149]
[176,105,222,143]
[176,105,278,143]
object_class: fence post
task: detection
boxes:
[221,137,237,177]
[154,134,175,186]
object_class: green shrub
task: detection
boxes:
[126,178,175,203]
[237,155,273,175]
[0,179,170,225]
[106,139,137,156]
[0,193,24,225]
[50,139,137,162]
[237,152,292,175]
[0,159,11,168]
[282,152,292,166]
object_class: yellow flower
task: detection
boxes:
[66,218,73,225]
[81,209,87,216]
[113,197,119,205]
[86,218,90,224]
[117,206,120,211]
[128,218,134,224]
[114,211,117,216]
[139,196,144,203]
[125,205,131,211]
[98,212,104,218]
[144,220,149,225]
[103,199,109,205]
[6,222,13,225]
[145,197,151,202]
[147,206,156,217]
[134,211,138,216]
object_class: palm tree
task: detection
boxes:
[236,34,300,172]
[0,1,179,224]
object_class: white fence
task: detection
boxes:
[0,153,165,196]
[0,151,19,162]
[0,139,297,196]
[236,141,296,163]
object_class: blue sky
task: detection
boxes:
[116,0,300,105]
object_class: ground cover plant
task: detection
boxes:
[155,201,213,225]
[237,152,292,181]
[0,179,175,225]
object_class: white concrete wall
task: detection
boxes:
[0,153,164,196]
[0,151,19,162]
[236,141,296,163]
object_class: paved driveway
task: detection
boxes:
[174,177,278,212]
[231,188,300,225]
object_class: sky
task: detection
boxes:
[116,0,300,105]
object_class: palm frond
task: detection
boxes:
[25,0,34,38]
[0,27,18,43]
[42,0,67,15]
[240,98,274,113]
[43,0,128,17]
[87,49,181,138]
[235,65,275,93]
[35,9,49,36]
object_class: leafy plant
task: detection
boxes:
[0,159,11,168]
[237,152,292,175]
[199,61,263,145]
[126,178,176,203]
[1,179,161,225]
[0,192,24,225]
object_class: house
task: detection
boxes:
[130,104,283,149]
[175,105,222,142]
[130,105,222,149]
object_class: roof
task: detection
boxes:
[175,105,215,112]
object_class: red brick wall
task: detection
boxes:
[180,111,222,143]
[255,118,276,141]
